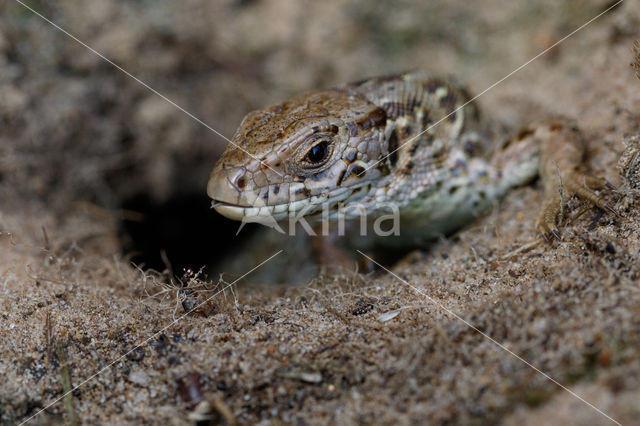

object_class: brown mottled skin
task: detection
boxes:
[207,72,618,248]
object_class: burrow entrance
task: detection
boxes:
[119,191,258,276]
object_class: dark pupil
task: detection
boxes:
[306,141,328,164]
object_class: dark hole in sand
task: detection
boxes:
[119,192,258,275]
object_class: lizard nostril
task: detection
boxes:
[226,168,249,190]
[237,176,247,189]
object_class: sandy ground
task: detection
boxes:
[1,0,640,424]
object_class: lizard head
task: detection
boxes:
[207,89,391,223]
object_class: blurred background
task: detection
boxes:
[2,2,640,424]
[0,0,629,275]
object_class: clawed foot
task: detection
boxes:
[536,171,621,242]
[532,119,621,242]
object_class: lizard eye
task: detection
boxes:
[305,141,329,164]
[297,136,333,169]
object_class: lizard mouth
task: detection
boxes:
[211,199,295,222]
[211,183,358,223]
[210,200,244,221]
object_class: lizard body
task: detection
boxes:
[207,72,616,247]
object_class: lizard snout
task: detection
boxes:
[207,166,245,203]
[207,165,255,220]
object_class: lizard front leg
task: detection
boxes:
[500,118,619,241]
[534,119,619,240]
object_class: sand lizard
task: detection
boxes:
[207,72,618,249]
